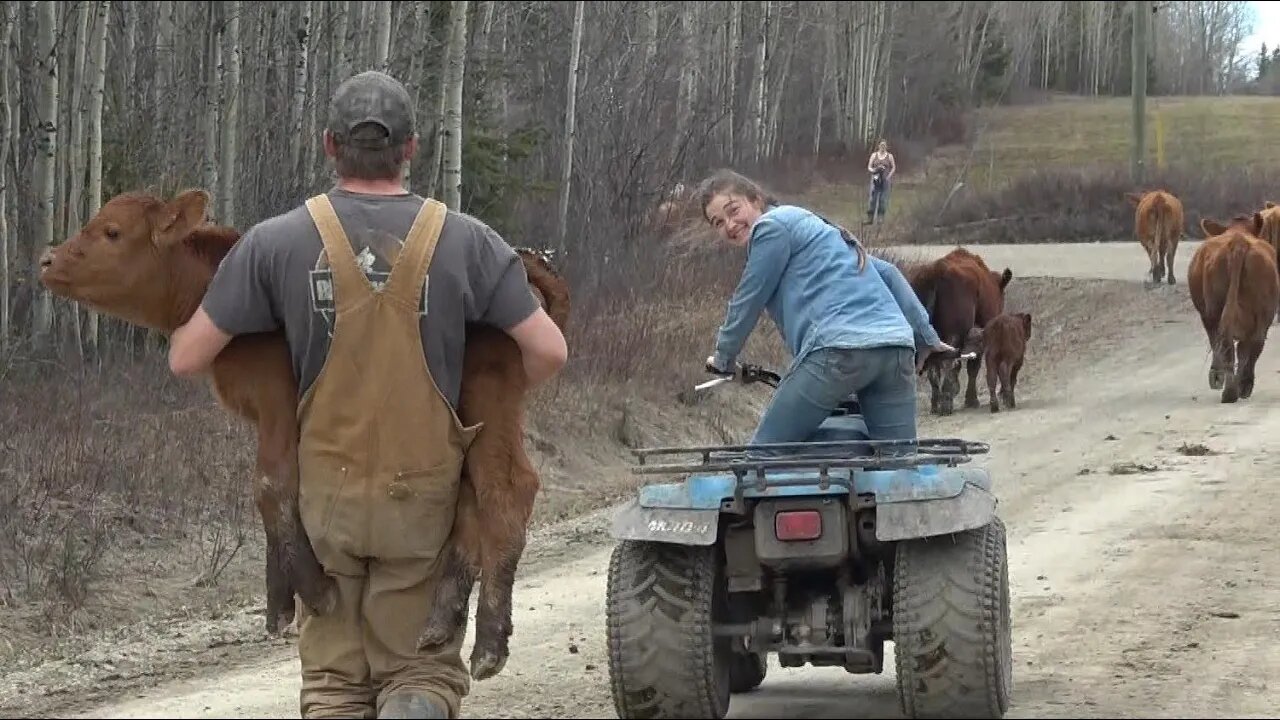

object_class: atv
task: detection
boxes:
[604,361,1012,719]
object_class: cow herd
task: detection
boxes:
[1127,188,1280,404]
[900,188,1280,420]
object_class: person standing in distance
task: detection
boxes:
[166,70,569,719]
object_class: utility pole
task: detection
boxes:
[1132,0,1149,185]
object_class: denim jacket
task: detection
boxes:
[711,204,941,372]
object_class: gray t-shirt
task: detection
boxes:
[201,187,540,409]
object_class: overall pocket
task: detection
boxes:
[297,457,351,563]
[374,458,464,561]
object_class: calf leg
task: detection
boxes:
[417,478,482,655]
[259,419,337,632]
[985,355,1000,413]
[964,355,982,409]
[1165,238,1178,285]
[469,448,540,682]
[998,360,1016,409]
[250,460,295,636]
[1008,359,1023,408]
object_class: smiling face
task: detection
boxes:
[703,191,765,248]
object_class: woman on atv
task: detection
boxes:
[697,168,951,449]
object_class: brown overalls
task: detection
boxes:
[295,194,481,719]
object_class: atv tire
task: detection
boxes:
[728,651,767,693]
[606,540,732,719]
[892,517,1012,719]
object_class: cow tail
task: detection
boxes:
[1153,202,1166,259]
[1220,234,1249,348]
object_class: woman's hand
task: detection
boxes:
[915,341,957,373]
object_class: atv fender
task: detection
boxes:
[872,466,997,542]
[610,499,721,546]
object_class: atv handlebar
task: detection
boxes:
[696,363,782,392]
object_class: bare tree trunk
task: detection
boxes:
[752,0,771,163]
[558,0,584,247]
[31,0,57,348]
[0,2,12,352]
[441,0,469,210]
[85,0,110,357]
[373,0,392,71]
[220,0,240,225]
[202,2,221,198]
[726,0,741,162]
[291,1,312,189]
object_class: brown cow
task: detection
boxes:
[1188,213,1279,403]
[967,312,1032,413]
[1256,201,1280,323]
[905,247,1012,415]
[38,188,571,682]
[1125,189,1184,286]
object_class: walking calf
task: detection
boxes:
[38,188,570,681]
[968,312,1032,413]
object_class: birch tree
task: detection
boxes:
[0,1,12,351]
[85,0,110,355]
[220,0,240,226]
[557,0,584,246]
[442,0,469,210]
[31,0,58,347]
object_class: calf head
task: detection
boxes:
[39,190,212,332]
[1201,214,1262,240]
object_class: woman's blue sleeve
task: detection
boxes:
[870,254,942,349]
[711,218,789,369]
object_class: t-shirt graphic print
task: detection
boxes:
[308,227,429,338]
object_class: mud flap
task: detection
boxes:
[874,481,998,542]
[610,499,720,546]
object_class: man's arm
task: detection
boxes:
[169,226,280,377]
[710,217,788,370]
[504,308,567,388]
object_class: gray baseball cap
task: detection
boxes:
[327,71,415,148]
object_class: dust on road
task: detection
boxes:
[26,243,1280,719]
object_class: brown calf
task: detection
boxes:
[38,189,570,682]
[904,247,1013,415]
[1125,189,1184,286]
[968,312,1032,413]
[1188,214,1279,403]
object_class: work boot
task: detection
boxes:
[378,692,450,719]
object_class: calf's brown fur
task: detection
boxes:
[969,312,1032,413]
[1188,214,1278,403]
[39,189,570,682]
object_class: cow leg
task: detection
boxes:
[926,365,943,415]
[985,355,1000,413]
[1143,241,1160,287]
[1165,239,1178,285]
[1237,338,1264,399]
[1218,338,1239,403]
[964,355,982,409]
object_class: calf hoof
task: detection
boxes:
[469,644,509,682]
[297,567,339,617]
[1221,384,1240,404]
[417,613,462,653]
[989,402,1000,413]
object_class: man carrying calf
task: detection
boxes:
[166,71,569,719]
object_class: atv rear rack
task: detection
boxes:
[630,437,989,476]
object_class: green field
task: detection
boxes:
[803,93,1280,241]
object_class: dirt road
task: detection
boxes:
[44,243,1280,718]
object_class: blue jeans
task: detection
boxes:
[748,346,917,456]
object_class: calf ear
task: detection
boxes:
[152,190,211,248]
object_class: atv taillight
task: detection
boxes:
[774,510,822,541]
